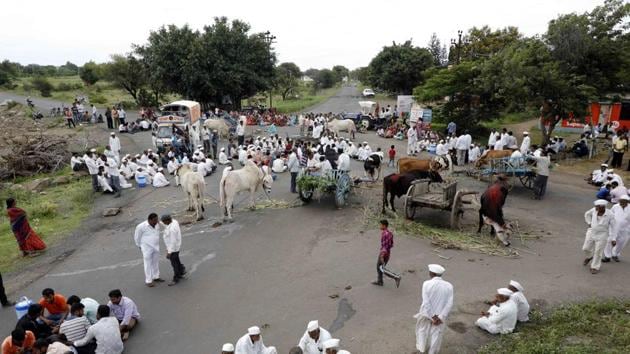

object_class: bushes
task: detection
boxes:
[56,82,83,91]
[90,93,107,104]
[31,76,54,97]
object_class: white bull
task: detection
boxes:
[327,119,356,138]
[175,164,206,221]
[204,119,230,138]
[220,160,274,220]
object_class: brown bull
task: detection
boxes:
[475,149,513,168]
[397,157,442,174]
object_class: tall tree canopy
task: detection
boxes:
[274,62,301,100]
[366,40,434,94]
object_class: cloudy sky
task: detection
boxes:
[1,0,604,70]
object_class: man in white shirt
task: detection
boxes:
[236,121,246,146]
[97,167,114,193]
[603,195,630,262]
[70,153,85,171]
[455,131,472,165]
[272,156,287,173]
[407,126,418,156]
[506,280,530,322]
[152,168,170,188]
[167,156,180,175]
[469,144,481,163]
[134,214,163,287]
[101,154,121,198]
[520,132,531,154]
[415,264,453,354]
[74,305,124,354]
[312,122,324,139]
[109,133,121,161]
[84,149,100,192]
[235,326,277,354]
[488,129,498,147]
[161,215,185,286]
[583,199,615,274]
[476,288,518,334]
[298,320,332,354]
[505,131,518,150]
[337,148,350,172]
[590,164,609,186]
[219,147,230,165]
[320,156,333,175]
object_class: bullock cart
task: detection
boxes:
[479,157,537,189]
[404,179,478,228]
[297,170,353,208]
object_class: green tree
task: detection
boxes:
[0,60,18,87]
[331,65,349,83]
[315,69,336,89]
[450,26,522,63]
[31,76,54,97]
[367,40,434,94]
[304,68,320,80]
[103,54,148,104]
[427,33,446,66]
[59,61,79,75]
[274,62,301,100]
[79,61,101,85]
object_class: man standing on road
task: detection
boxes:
[237,121,245,147]
[371,219,401,288]
[288,148,300,193]
[455,131,471,166]
[134,213,163,287]
[527,149,551,200]
[109,133,121,162]
[0,271,14,307]
[84,149,99,192]
[415,264,453,354]
[520,132,531,154]
[161,215,186,286]
[407,125,418,156]
[603,195,630,263]
[105,106,113,129]
[582,199,615,274]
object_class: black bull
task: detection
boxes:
[382,170,444,213]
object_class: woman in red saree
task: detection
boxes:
[6,198,46,256]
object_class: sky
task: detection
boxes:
[0,0,605,70]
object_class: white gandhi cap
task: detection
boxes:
[594,199,608,206]
[338,351,351,354]
[307,320,319,332]
[428,264,445,275]
[323,338,340,349]
[247,326,261,335]
[509,280,524,292]
[497,288,513,296]
[222,343,234,351]
[619,195,630,201]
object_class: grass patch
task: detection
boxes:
[482,111,537,130]
[0,173,94,272]
[362,204,540,257]
[273,86,339,113]
[479,299,630,354]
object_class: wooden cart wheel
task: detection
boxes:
[404,184,416,219]
[519,173,535,190]
[299,188,313,203]
[450,190,465,229]
[335,173,351,208]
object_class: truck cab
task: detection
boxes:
[155,100,201,152]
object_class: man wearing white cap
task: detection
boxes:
[415,264,453,354]
[322,338,340,354]
[507,280,529,322]
[582,199,615,274]
[590,164,609,186]
[222,343,235,354]
[109,132,121,161]
[152,167,170,188]
[337,351,351,354]
[298,320,332,354]
[235,326,277,354]
[407,125,418,156]
[520,132,530,154]
[603,195,630,262]
[84,149,100,192]
[475,288,517,334]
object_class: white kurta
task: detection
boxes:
[583,208,615,270]
[475,300,518,334]
[109,137,121,157]
[511,291,530,322]
[162,220,181,253]
[297,327,332,354]
[234,334,277,354]
[520,136,531,154]
[407,128,418,155]
[152,172,170,188]
[415,277,454,354]
[604,203,630,258]
[134,221,161,284]
[119,174,133,189]
[97,174,113,192]
[219,152,229,164]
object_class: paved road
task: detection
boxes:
[308,84,364,114]
[1,88,629,353]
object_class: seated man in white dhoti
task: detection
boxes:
[97,167,114,193]
[475,288,517,334]
[218,148,230,165]
[152,167,170,188]
[118,169,134,189]
[235,326,277,354]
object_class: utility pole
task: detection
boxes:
[450,30,463,64]
[263,31,276,109]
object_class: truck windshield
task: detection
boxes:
[157,126,172,139]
